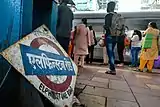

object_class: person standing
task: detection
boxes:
[130,30,142,67]
[86,25,97,64]
[116,25,126,67]
[138,22,159,72]
[73,18,91,68]
[103,47,108,65]
[101,34,108,65]
[103,1,124,75]
[56,0,74,52]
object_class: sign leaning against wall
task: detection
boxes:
[1,25,78,107]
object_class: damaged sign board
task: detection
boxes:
[1,25,78,107]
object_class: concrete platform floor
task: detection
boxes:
[74,64,160,107]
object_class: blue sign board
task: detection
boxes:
[20,44,75,76]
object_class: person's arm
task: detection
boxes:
[72,26,79,45]
[103,14,112,30]
[73,27,77,39]
[56,6,61,29]
[72,12,74,21]
[71,12,74,30]
[157,31,160,50]
[131,35,139,42]
[143,28,150,35]
[157,36,159,47]
[87,27,91,46]
[93,30,97,45]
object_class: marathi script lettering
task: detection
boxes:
[26,53,74,72]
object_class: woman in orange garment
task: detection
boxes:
[137,22,159,73]
[68,26,77,59]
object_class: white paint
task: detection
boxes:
[39,45,60,55]
[39,43,68,84]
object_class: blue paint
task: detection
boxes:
[32,0,48,30]
[0,0,58,52]
[0,0,21,52]
[0,0,58,106]
[21,0,33,36]
[20,45,75,76]
[0,0,58,84]
[51,1,58,36]
[0,0,22,79]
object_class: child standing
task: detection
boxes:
[130,30,142,67]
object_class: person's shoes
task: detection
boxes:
[134,69,143,72]
[100,63,108,65]
[146,69,152,73]
[105,70,116,75]
[117,63,124,67]
[129,64,135,67]
[90,61,93,64]
[78,65,84,68]
[77,72,80,76]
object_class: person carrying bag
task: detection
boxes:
[137,22,160,73]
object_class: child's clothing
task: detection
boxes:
[131,35,141,66]
[131,35,141,47]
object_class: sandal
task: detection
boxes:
[134,69,143,72]
[129,64,136,67]
[117,63,124,67]
[105,70,116,75]
[146,69,152,73]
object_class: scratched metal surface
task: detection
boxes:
[0,0,21,52]
[0,0,22,83]
[0,1,58,107]
[0,0,58,77]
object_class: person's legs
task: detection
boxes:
[131,47,136,66]
[147,60,154,72]
[57,36,70,52]
[135,47,141,67]
[139,58,147,71]
[74,54,79,66]
[90,45,94,63]
[117,41,125,66]
[71,46,74,60]
[86,46,91,64]
[106,36,116,72]
[80,55,85,67]
[64,37,70,52]
[103,47,108,64]
[68,41,72,57]
[112,41,116,61]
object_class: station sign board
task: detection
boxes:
[1,25,77,107]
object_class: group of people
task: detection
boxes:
[69,19,97,67]
[56,0,160,76]
[102,2,160,75]
[56,0,97,68]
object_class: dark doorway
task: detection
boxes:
[32,0,56,106]
[32,0,53,30]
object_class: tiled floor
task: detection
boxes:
[74,64,160,107]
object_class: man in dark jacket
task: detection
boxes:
[56,0,74,52]
[104,1,117,75]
